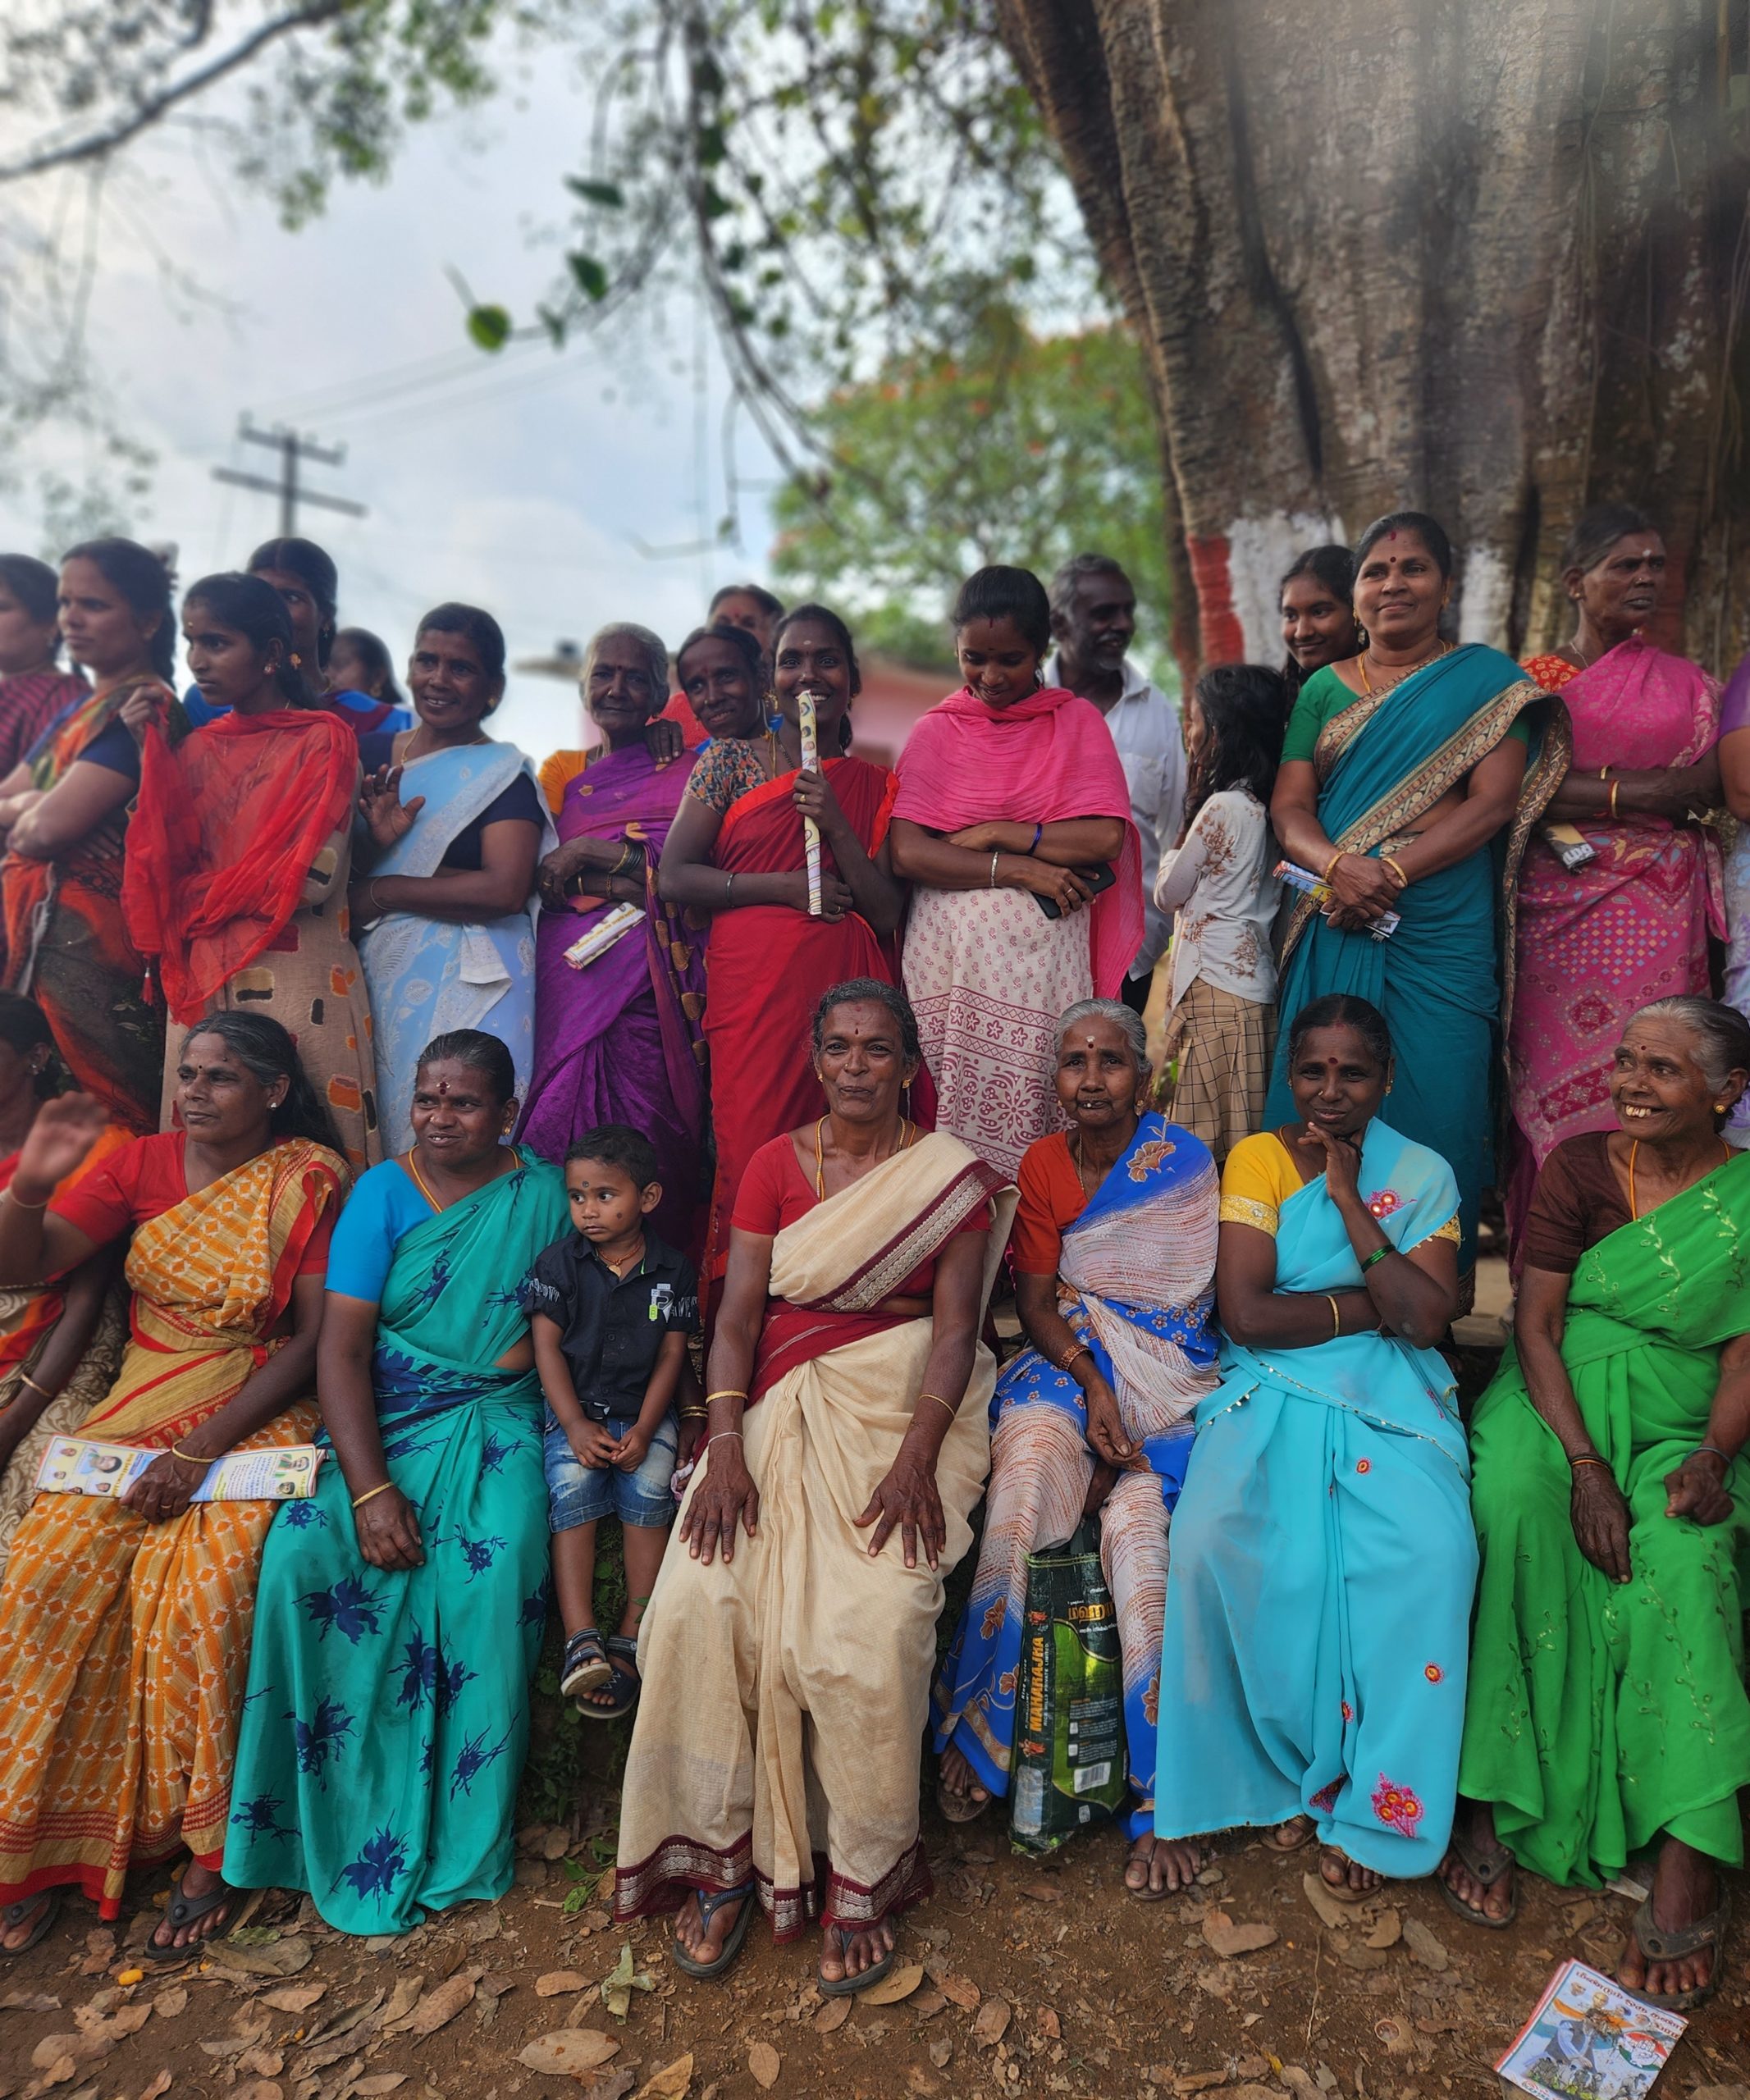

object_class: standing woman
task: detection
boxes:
[121,574,380,1169]
[889,566,1140,1182]
[0,539,178,1132]
[1507,505,1721,1244]
[658,605,906,1300]
[1268,512,1562,1282]
[1279,546,1362,701]
[350,604,550,1153]
[520,624,724,1248]
[0,555,87,776]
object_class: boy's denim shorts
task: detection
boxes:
[544,1411,678,1532]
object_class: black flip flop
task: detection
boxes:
[1,1888,62,1957]
[671,1880,756,1981]
[577,1634,640,1722]
[818,1924,898,1998]
[1627,1889,1730,2011]
[1438,1826,1518,1929]
[142,1872,243,1964]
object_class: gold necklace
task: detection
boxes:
[815,1115,913,1198]
[406,1146,509,1212]
[1626,1136,1729,1220]
[1359,639,1451,698]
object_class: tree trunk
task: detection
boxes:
[996,0,1750,682]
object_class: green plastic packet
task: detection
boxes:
[1008,1527,1127,1851]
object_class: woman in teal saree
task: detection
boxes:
[1269,513,1563,1279]
[225,1029,569,1934]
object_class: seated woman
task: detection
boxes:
[932,1000,1219,1895]
[0,1013,345,1956]
[615,980,1013,1993]
[1154,993,1472,1898]
[224,1030,569,1935]
[1445,996,1750,2011]
[351,605,550,1151]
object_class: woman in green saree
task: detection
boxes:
[1443,998,1750,2011]
[1268,512,1564,1280]
[224,1028,569,1934]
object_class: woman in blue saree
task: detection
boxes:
[1268,513,1563,1281]
[225,1029,569,1934]
[350,605,552,1152]
[933,1001,1220,1896]
[1156,994,1474,1896]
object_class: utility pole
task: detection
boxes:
[212,418,367,536]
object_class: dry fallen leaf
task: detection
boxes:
[1,1989,62,2012]
[1400,1917,1449,1971]
[542,1828,573,1860]
[208,1935,312,1979]
[813,1998,851,2035]
[537,1970,593,1997]
[235,2048,285,2077]
[1337,1942,1387,1971]
[1299,1872,1355,1932]
[353,2078,409,2096]
[393,1970,479,2039]
[151,1986,190,2019]
[231,2084,285,2100]
[585,2072,638,2100]
[1201,1912,1279,1957]
[519,2029,622,2077]
[910,1985,947,2020]
[259,1983,326,2014]
[1020,1879,1062,1904]
[929,2036,953,2069]
[138,2075,175,2100]
[1036,2008,1061,2040]
[635,2053,694,2100]
[747,2041,780,2090]
[1365,1909,1401,1950]
[934,1970,980,2011]
[972,1997,1012,2046]
[1172,2075,1227,2093]
[857,1961,924,2006]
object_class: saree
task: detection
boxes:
[518,746,707,1249]
[1266,645,1563,1272]
[616,1133,1015,1939]
[1507,638,1720,1243]
[358,742,555,1152]
[701,755,903,1290]
[1154,1121,1477,1878]
[894,687,1143,1180]
[0,1138,344,1916]
[933,1114,1220,1839]
[224,1149,569,1935]
[0,669,85,778]
[0,687,168,1131]
[1716,653,1750,1147]
[1459,1152,1750,1885]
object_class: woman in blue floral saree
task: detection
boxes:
[225,1029,568,1934]
[1156,994,1474,1897]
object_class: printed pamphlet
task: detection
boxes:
[1496,1958,1685,2100]
[34,1437,324,1504]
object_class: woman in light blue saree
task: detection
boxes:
[1268,513,1563,1282]
[1156,994,1474,1897]
[350,605,553,1150]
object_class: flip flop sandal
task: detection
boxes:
[578,1637,641,1722]
[142,1873,250,1965]
[934,1774,992,1825]
[1314,1847,1378,1904]
[1263,1815,1316,1854]
[1626,1889,1731,2011]
[1,1888,62,1957]
[1438,1827,1518,1929]
[560,1627,612,1698]
[671,1880,757,1981]
[1126,1839,1209,1902]
[818,1924,898,1998]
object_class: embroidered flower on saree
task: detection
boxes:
[1341,1701,1353,1723]
[1370,1774,1424,1839]
[1309,1778,1341,1814]
[1423,1664,1444,1683]
[1364,1189,1401,1220]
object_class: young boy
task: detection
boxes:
[526,1125,699,1714]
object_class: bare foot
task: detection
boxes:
[152,1863,239,1952]
[1318,1846,1382,1897]
[1265,1814,1314,1852]
[1126,1832,1208,1897]
[1438,1800,1515,1924]
[673,1887,749,1966]
[819,1916,895,1987]
[936,1744,991,1817]
[1616,1838,1720,2003]
[1,1891,55,1953]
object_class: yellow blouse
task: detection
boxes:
[1217,1130,1460,1248]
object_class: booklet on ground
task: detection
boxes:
[1496,1958,1685,2100]
[34,1436,324,1503]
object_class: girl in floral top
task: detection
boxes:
[1154,665,1287,1161]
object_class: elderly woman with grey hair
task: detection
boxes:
[352,601,553,1148]
[932,998,1222,1897]
[518,623,713,1245]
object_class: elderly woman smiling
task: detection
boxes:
[933,999,1219,1895]
[1446,997,1750,2011]
[615,980,1012,1994]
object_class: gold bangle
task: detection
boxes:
[705,1390,748,1405]
[2,1185,51,1211]
[350,1481,395,1510]
[1607,778,1620,819]
[1327,1294,1341,1338]
[17,1372,53,1400]
[1321,850,1343,883]
[1380,854,1408,889]
[168,1441,209,1467]
[917,1391,957,1416]
[1058,1341,1091,1373]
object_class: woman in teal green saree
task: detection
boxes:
[224,1029,569,1934]
[1269,513,1564,1284]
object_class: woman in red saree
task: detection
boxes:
[1509,506,1721,1252]
[658,605,907,1299]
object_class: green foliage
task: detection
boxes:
[771,313,1170,664]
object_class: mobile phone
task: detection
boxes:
[1035,862,1117,919]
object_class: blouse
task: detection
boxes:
[1519,1133,1632,1274]
[686,737,773,815]
[1153,788,1277,1008]
[324,1156,439,1301]
[1282,664,1530,765]
[358,732,543,871]
[52,1131,336,1272]
[1216,1130,1461,1247]
[1010,1132,1089,1276]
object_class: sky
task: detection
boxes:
[0,45,781,761]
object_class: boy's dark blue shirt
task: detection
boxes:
[523,1227,698,1423]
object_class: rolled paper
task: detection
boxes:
[798,691,823,916]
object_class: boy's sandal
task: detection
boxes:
[1438,1828,1518,1929]
[560,1628,611,1698]
[578,1636,640,1722]
[1,1888,62,1958]
[671,1880,756,1981]
[142,1874,258,1964]
[1626,1890,1730,2011]
[818,1924,898,1997]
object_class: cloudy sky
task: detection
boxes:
[0,43,781,760]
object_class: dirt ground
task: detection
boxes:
[2,1796,1745,2100]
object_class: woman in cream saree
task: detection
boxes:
[615,979,1013,1993]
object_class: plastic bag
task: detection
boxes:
[1009,1528,1127,1851]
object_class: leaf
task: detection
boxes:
[635,2056,694,2100]
[1338,1942,1387,1971]
[1036,2008,1061,2039]
[537,1970,593,1996]
[568,253,610,303]
[814,1998,850,2034]
[466,305,512,353]
[929,2037,953,2070]
[588,2075,638,2100]
[519,2029,621,2076]
[857,1961,924,2006]
[208,1933,312,1978]
[566,177,626,209]
[747,2042,780,2090]
[1300,1871,1355,1931]
[152,1986,190,2018]
[140,2075,175,2099]
[354,2080,408,2097]
[972,1998,1012,2046]
[232,2085,284,2100]
[260,1983,326,2013]
[1365,1908,1401,1949]
[1400,1917,1450,1971]
[394,1969,480,2038]
[382,1975,426,2025]
[1020,1878,1062,1904]
[1201,1912,1279,1957]
[0,1991,62,2011]
[934,1970,980,2010]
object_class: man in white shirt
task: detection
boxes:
[1046,554,1186,1013]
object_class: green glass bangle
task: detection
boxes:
[1359,1244,1391,1272]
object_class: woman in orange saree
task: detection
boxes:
[0,1014,345,1958]
[657,606,908,1302]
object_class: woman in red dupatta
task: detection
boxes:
[0,541,180,1134]
[121,574,380,1168]
[1508,507,1722,1253]
[657,605,907,1301]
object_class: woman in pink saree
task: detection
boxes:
[1507,506,1721,1251]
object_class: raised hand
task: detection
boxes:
[118,681,176,745]
[358,765,424,851]
[644,718,685,767]
[1309,1122,1364,1207]
[791,765,852,847]
[11,1091,112,1199]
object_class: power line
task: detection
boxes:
[211,418,368,536]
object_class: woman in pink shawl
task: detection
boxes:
[1507,505,1722,1249]
[891,568,1142,1180]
